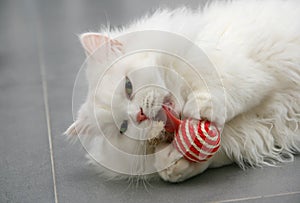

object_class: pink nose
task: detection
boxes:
[136,108,148,123]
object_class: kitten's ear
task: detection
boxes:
[79,32,123,57]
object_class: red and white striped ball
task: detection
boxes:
[172,119,220,162]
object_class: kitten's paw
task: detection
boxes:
[154,143,195,182]
[184,92,225,125]
[158,157,193,182]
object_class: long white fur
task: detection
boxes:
[65,0,300,182]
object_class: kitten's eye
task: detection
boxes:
[119,120,128,134]
[125,76,133,99]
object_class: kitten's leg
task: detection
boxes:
[154,143,232,182]
[156,57,277,182]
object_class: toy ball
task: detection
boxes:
[162,106,221,162]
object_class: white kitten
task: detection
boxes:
[65,0,300,182]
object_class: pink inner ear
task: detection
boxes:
[80,33,123,56]
[80,33,109,55]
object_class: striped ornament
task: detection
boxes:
[172,119,220,162]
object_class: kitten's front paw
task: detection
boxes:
[154,143,194,182]
[183,92,225,125]
[158,157,193,182]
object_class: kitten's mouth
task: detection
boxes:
[154,97,181,133]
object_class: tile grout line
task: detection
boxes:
[40,63,59,203]
[32,2,59,202]
[211,191,300,203]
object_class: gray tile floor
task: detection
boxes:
[0,0,299,202]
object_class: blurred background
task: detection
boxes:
[0,0,299,202]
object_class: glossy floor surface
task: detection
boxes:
[0,0,299,202]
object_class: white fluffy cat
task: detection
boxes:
[65,0,300,182]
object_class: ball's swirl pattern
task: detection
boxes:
[173,119,220,162]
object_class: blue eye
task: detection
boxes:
[120,120,128,134]
[125,76,133,98]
